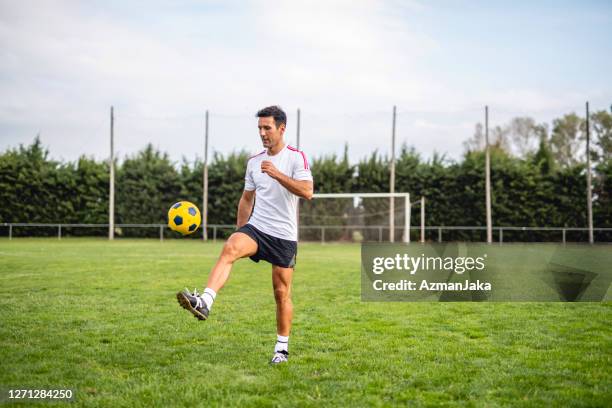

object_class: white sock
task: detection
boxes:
[275,335,289,353]
[201,287,216,310]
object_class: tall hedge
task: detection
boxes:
[0,137,610,241]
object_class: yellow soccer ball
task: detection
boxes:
[168,201,201,235]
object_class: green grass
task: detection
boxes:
[0,239,610,407]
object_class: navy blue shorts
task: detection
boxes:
[236,224,297,268]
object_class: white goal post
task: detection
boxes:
[309,192,423,243]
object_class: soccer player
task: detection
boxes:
[177,105,313,365]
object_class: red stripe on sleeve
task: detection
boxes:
[288,146,308,169]
[248,150,266,161]
[300,151,309,170]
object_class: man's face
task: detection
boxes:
[258,116,285,149]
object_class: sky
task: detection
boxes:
[1,0,611,164]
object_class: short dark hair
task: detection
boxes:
[256,105,287,129]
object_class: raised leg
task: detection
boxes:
[205,232,257,292]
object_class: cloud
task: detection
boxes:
[254,0,436,107]
[0,0,436,162]
[0,0,610,165]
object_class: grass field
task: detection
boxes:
[0,239,610,407]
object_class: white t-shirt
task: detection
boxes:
[244,145,313,241]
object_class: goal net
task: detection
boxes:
[298,193,424,243]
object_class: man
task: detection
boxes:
[176,105,313,365]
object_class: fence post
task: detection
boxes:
[321,227,326,244]
[403,195,410,243]
[420,196,425,243]
[58,224,62,240]
[378,227,382,242]
[438,227,442,243]
[9,224,12,240]
[562,229,566,245]
[213,226,217,242]
[159,225,164,242]
[499,228,503,244]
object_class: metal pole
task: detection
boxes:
[420,196,425,243]
[213,226,217,242]
[438,227,442,243]
[562,228,566,244]
[403,194,410,243]
[321,227,326,244]
[407,198,411,243]
[58,224,62,240]
[109,106,115,240]
[586,102,594,244]
[296,108,301,242]
[203,110,209,241]
[485,106,492,244]
[389,105,396,242]
[160,225,164,242]
[8,224,12,240]
[499,228,503,244]
[378,226,382,242]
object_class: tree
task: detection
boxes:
[593,158,612,240]
[590,110,612,163]
[507,117,548,158]
[73,156,108,224]
[550,113,584,167]
[463,122,512,154]
[116,144,181,236]
[0,137,73,225]
[207,151,250,228]
[489,125,511,152]
[463,123,485,152]
[532,138,556,175]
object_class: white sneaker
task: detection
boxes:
[270,350,289,365]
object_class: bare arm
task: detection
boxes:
[261,160,313,200]
[236,189,255,228]
[274,174,313,200]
